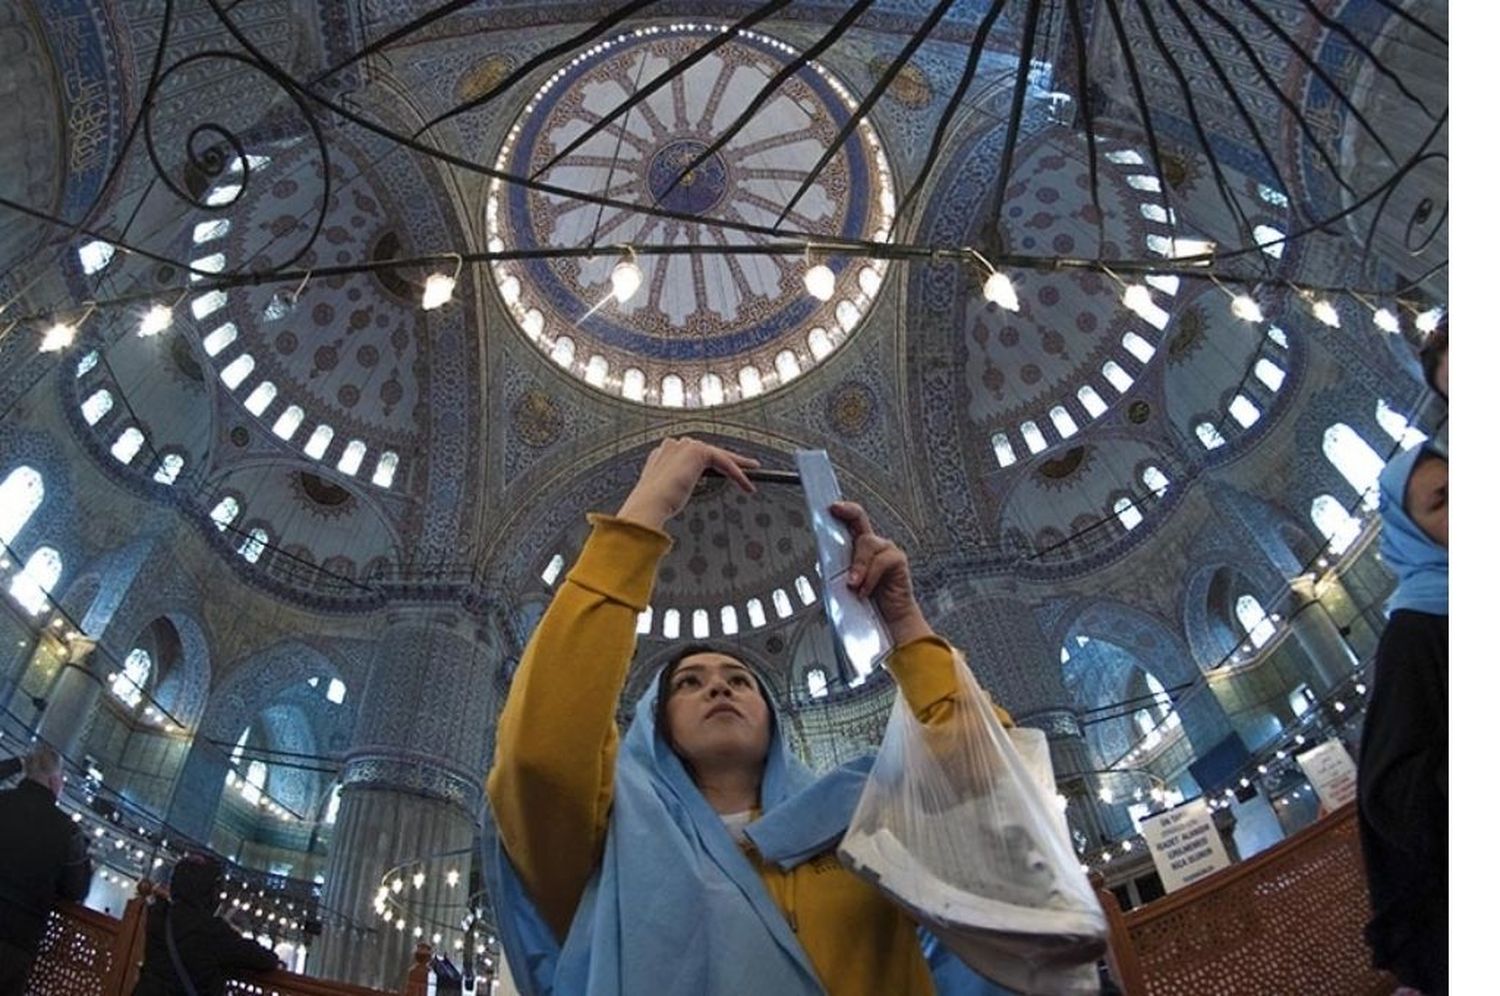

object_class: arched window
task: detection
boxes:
[1310,494,1361,555]
[1121,331,1156,362]
[245,381,278,416]
[78,240,115,274]
[153,453,185,486]
[1236,594,1276,648]
[111,427,145,465]
[692,609,710,639]
[991,432,1017,468]
[1077,385,1108,418]
[662,608,681,639]
[109,648,152,708]
[188,253,226,281]
[192,291,228,321]
[336,440,366,476]
[242,760,267,804]
[1253,358,1285,392]
[209,496,240,531]
[76,351,99,378]
[541,553,564,586]
[1196,421,1227,450]
[325,678,346,705]
[549,336,575,367]
[1140,202,1173,224]
[584,354,609,387]
[775,350,801,383]
[1020,421,1047,454]
[807,327,833,360]
[1228,394,1261,428]
[835,300,860,332]
[738,365,764,399]
[700,372,725,406]
[81,389,114,425]
[1049,406,1080,439]
[202,322,237,357]
[795,575,817,606]
[1141,465,1170,496]
[192,219,231,244]
[720,605,740,636]
[372,451,399,489]
[622,368,646,402]
[304,424,334,460]
[1146,273,1181,295]
[1102,361,1134,394]
[772,588,794,618]
[746,598,767,628]
[1113,496,1143,531]
[1266,325,1289,349]
[0,466,44,546]
[231,728,248,766]
[1323,423,1385,509]
[10,546,62,615]
[272,405,304,440]
[807,668,829,700]
[1375,399,1428,451]
[636,606,654,635]
[1252,224,1286,258]
[239,528,269,564]
[1146,672,1179,728]
[323,784,343,825]
[660,374,685,408]
[220,353,254,390]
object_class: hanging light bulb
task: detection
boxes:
[39,321,78,353]
[1415,306,1444,334]
[804,261,836,302]
[1231,295,1264,323]
[421,273,457,310]
[610,250,643,304]
[446,869,460,887]
[1121,283,1155,318]
[1309,298,1341,328]
[1372,307,1400,334]
[137,304,174,338]
[411,870,426,890]
[982,270,1020,312]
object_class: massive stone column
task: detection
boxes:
[310,605,499,989]
[1016,707,1128,851]
[35,638,104,760]
[1286,575,1358,696]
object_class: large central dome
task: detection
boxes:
[486,23,895,407]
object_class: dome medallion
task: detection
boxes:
[487,24,896,406]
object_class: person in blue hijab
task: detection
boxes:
[482,437,1023,995]
[1356,442,1447,995]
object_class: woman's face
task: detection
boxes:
[663,652,772,777]
[1405,455,1448,548]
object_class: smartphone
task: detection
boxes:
[794,449,893,683]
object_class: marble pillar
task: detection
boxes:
[1287,575,1358,696]
[309,606,498,989]
[36,639,104,759]
[1017,708,1126,852]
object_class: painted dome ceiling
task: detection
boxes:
[487,23,895,407]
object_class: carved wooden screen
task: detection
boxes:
[1120,806,1397,995]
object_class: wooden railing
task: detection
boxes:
[1094,805,1399,996]
[27,882,433,996]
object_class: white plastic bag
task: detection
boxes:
[838,653,1107,995]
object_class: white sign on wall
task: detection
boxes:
[1139,799,1233,893]
[1295,739,1359,811]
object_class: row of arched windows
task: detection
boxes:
[1308,404,1426,554]
[1194,328,1289,451]
[1,466,64,617]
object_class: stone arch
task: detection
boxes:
[1182,561,1288,669]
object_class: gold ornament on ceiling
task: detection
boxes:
[455,55,512,103]
[1037,445,1089,481]
[513,389,564,448]
[1167,305,1207,363]
[867,56,932,109]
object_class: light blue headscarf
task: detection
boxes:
[482,667,1017,995]
[1378,443,1448,616]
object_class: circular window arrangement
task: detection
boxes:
[486,23,896,407]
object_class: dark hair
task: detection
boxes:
[170,854,224,909]
[1420,323,1448,399]
[653,643,775,754]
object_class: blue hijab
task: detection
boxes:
[482,667,1015,995]
[1378,444,1448,616]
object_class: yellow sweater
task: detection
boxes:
[488,514,1012,995]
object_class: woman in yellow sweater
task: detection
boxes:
[486,437,1012,995]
